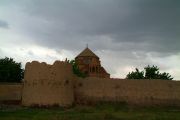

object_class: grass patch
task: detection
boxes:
[1,103,180,120]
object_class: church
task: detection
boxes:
[75,47,110,78]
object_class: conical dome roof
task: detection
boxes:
[76,47,99,58]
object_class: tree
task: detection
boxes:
[126,65,173,80]
[144,65,159,79]
[158,72,173,80]
[126,68,144,79]
[69,60,86,78]
[0,57,24,83]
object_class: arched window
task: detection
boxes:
[92,67,95,72]
[96,66,98,73]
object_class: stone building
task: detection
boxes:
[75,47,110,78]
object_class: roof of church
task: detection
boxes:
[76,47,99,58]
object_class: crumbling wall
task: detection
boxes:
[75,77,180,106]
[0,83,22,104]
[21,60,180,107]
[22,61,74,107]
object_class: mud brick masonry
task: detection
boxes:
[1,47,180,107]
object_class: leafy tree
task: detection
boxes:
[157,72,173,80]
[126,68,144,79]
[69,60,86,78]
[126,65,173,80]
[0,57,24,82]
[144,65,159,79]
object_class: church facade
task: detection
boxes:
[75,47,110,78]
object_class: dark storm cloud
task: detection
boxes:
[0,20,8,28]
[112,0,180,53]
[13,0,179,55]
[1,0,180,79]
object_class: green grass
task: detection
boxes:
[1,103,180,120]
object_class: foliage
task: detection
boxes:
[126,68,144,79]
[126,65,173,80]
[69,60,86,78]
[0,57,24,82]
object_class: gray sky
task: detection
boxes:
[0,0,180,79]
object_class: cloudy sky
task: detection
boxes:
[0,0,180,79]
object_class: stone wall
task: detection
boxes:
[22,61,75,107]
[75,77,180,106]
[0,83,22,104]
